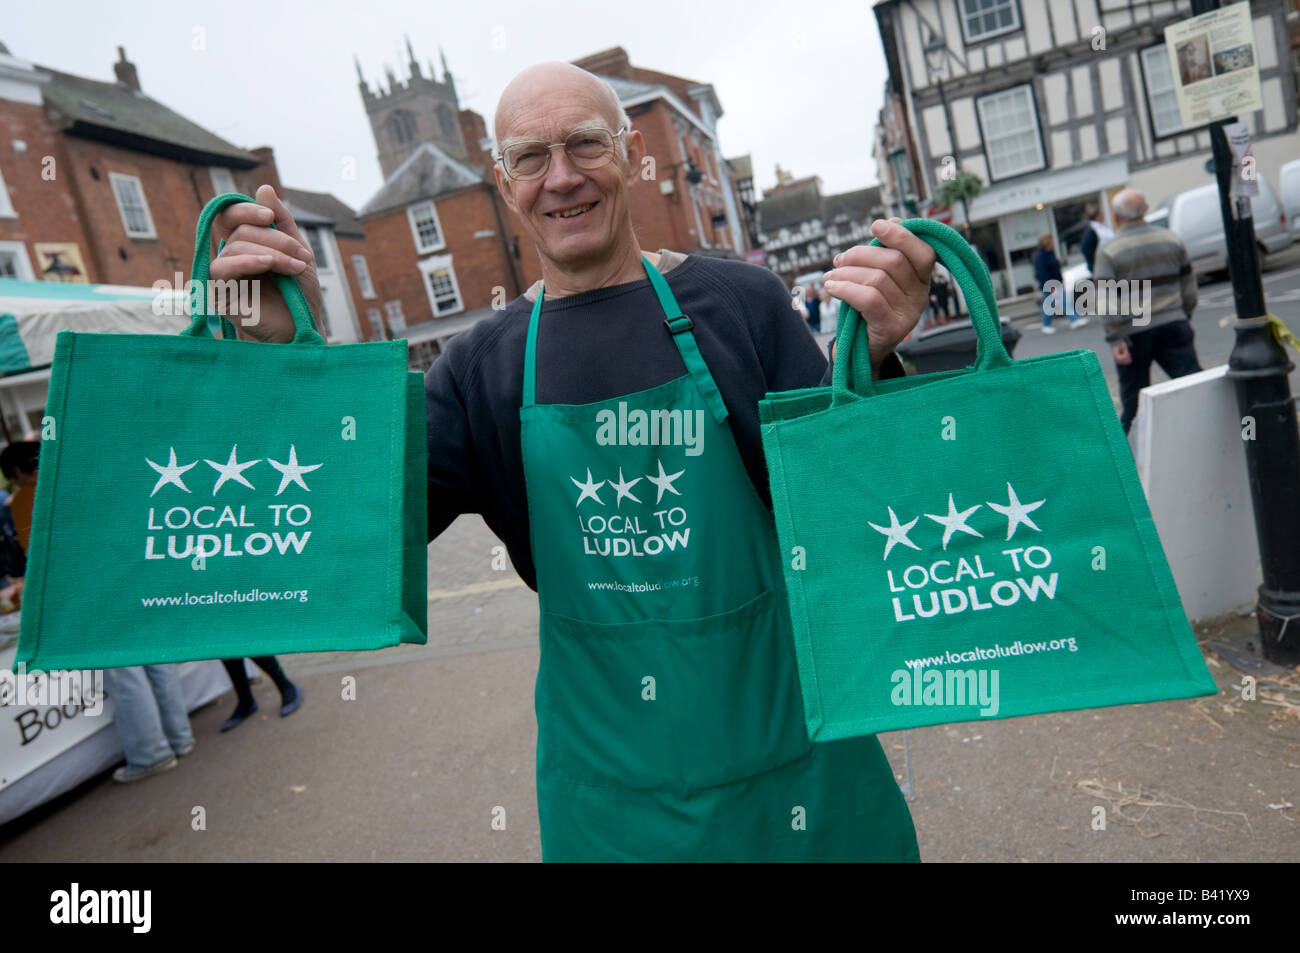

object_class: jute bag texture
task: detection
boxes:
[759,219,1215,739]
[16,193,427,669]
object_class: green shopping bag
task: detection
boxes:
[759,219,1215,740]
[16,193,427,670]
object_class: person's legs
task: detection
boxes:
[251,655,302,716]
[1151,319,1202,379]
[1041,290,1056,331]
[143,664,193,753]
[1066,284,1088,328]
[220,658,258,732]
[102,666,175,771]
[1118,329,1157,433]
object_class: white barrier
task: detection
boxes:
[1129,364,1261,621]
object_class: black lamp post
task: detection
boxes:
[1191,0,1300,665]
[922,24,956,210]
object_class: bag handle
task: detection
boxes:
[181,192,325,346]
[831,218,1011,404]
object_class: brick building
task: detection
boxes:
[0,45,263,286]
[572,47,748,257]
[0,44,381,346]
[357,141,540,368]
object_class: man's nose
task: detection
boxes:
[542,145,585,190]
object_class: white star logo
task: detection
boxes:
[570,468,605,507]
[267,445,323,495]
[609,467,642,508]
[146,447,197,496]
[645,458,684,504]
[986,483,1045,541]
[868,507,921,560]
[205,445,260,495]
[925,493,984,550]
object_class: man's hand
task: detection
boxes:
[822,219,935,372]
[1112,341,1132,365]
[209,185,325,343]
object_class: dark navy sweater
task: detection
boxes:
[423,252,902,590]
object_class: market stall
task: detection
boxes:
[0,614,229,826]
[0,277,186,439]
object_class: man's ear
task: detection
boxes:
[493,164,519,214]
[624,129,646,188]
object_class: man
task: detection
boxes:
[1092,188,1201,433]
[210,62,933,861]
[1079,202,1114,275]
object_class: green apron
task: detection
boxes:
[520,257,920,861]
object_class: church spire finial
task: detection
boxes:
[405,34,421,79]
[439,46,457,102]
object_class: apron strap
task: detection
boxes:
[522,257,730,425]
[523,289,543,409]
[641,258,729,425]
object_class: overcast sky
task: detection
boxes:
[9,0,889,212]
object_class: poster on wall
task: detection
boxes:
[1164,1,1263,129]
[32,243,89,284]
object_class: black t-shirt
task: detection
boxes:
[423,252,901,590]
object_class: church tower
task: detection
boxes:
[359,36,469,179]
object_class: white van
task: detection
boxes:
[1280,158,1300,244]
[1145,175,1292,279]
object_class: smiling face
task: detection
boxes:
[493,64,644,277]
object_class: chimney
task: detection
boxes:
[571,47,633,80]
[250,146,285,198]
[114,46,140,92]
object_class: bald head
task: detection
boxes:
[1111,189,1148,225]
[494,62,629,150]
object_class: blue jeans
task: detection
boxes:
[102,664,194,769]
[1041,286,1077,327]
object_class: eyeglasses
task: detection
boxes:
[494,125,629,181]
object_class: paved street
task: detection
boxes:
[1,255,1298,862]
[1011,247,1300,400]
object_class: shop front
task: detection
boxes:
[964,155,1130,300]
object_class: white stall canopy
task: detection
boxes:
[0,278,188,372]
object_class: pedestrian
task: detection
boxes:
[1079,202,1114,274]
[0,441,40,554]
[0,484,24,582]
[101,664,196,782]
[928,266,954,326]
[803,283,821,333]
[209,62,924,862]
[218,656,302,732]
[1092,188,1202,434]
[1033,234,1085,334]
